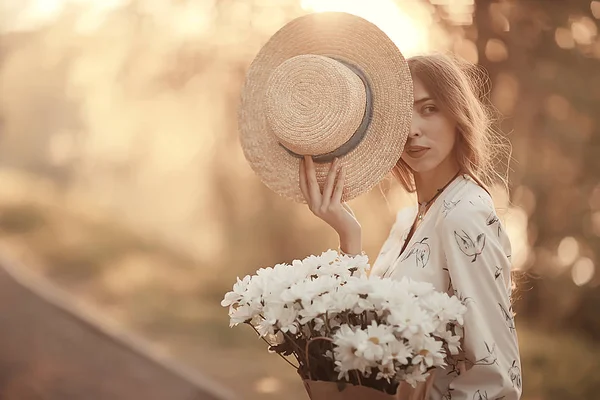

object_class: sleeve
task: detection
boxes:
[440,199,522,400]
[371,207,416,277]
[371,223,400,274]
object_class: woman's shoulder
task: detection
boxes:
[441,175,497,224]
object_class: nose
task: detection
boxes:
[409,117,422,138]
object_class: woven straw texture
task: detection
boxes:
[239,12,413,203]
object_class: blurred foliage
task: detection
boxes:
[0,192,598,400]
[0,204,47,233]
[470,0,600,343]
[0,0,599,399]
[518,323,600,399]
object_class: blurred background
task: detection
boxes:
[0,0,599,399]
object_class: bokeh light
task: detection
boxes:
[571,16,598,45]
[572,257,595,286]
[485,38,509,62]
[0,1,599,399]
[555,27,576,49]
[558,236,580,267]
[593,1,600,19]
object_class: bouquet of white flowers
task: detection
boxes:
[221,250,467,399]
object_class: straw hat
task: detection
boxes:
[238,12,413,203]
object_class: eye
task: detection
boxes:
[422,104,437,114]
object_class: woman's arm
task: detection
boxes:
[440,198,522,400]
[338,226,363,255]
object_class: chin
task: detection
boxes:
[404,160,439,174]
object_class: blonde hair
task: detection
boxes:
[392,53,511,197]
[393,53,523,298]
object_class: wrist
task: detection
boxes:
[338,228,362,256]
[336,222,361,239]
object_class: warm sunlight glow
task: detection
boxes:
[1,0,126,32]
[504,206,530,271]
[1,0,62,32]
[300,0,431,56]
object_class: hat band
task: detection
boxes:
[278,59,373,164]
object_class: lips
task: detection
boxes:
[408,145,430,152]
[406,145,430,159]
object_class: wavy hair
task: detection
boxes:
[392,53,511,198]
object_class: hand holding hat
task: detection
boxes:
[238,12,413,203]
[299,155,361,247]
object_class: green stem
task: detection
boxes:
[247,323,299,369]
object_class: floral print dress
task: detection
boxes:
[370,174,522,400]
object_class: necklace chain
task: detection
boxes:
[416,171,461,221]
[381,170,463,279]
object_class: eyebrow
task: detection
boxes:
[414,96,434,105]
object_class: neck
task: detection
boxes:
[414,159,461,204]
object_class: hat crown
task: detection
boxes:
[264,54,367,156]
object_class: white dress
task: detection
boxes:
[370,174,522,400]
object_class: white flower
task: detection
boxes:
[341,277,376,313]
[276,307,300,334]
[297,254,321,274]
[338,253,370,277]
[333,325,372,377]
[402,366,430,388]
[221,275,251,307]
[365,321,396,344]
[223,250,466,388]
[329,292,360,314]
[314,261,352,278]
[281,275,340,306]
[355,321,395,362]
[376,361,396,381]
[420,291,467,326]
[387,302,435,339]
[328,314,342,329]
[454,324,464,338]
[410,336,446,368]
[405,280,436,297]
[312,317,326,332]
[260,303,299,334]
[366,277,409,310]
[383,340,413,365]
[256,317,275,337]
[388,277,435,298]
[229,304,256,327]
[298,292,336,325]
[317,249,340,267]
[242,274,268,304]
[444,296,468,325]
[438,330,462,355]
[288,259,317,283]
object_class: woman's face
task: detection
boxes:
[401,77,459,174]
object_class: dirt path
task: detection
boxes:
[0,261,236,400]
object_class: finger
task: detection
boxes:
[299,158,309,203]
[332,165,346,204]
[305,156,322,203]
[321,158,340,208]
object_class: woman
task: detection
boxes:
[299,53,522,400]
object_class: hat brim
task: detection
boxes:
[239,12,413,203]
